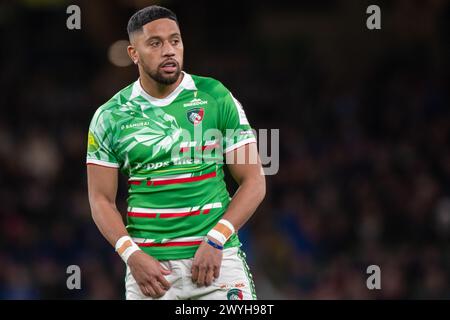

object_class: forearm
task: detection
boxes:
[90,198,129,248]
[222,175,266,232]
[87,166,144,266]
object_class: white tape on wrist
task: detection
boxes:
[115,235,141,264]
[207,219,236,246]
[207,229,228,246]
[218,219,235,234]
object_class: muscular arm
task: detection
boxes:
[87,164,128,246]
[222,142,266,231]
[87,164,171,298]
[191,143,265,286]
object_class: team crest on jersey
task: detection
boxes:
[227,288,243,300]
[186,108,204,125]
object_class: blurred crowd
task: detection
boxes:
[0,0,449,299]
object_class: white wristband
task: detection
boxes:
[207,229,227,246]
[218,219,235,234]
[115,236,141,264]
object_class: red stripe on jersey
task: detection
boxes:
[128,208,213,219]
[147,171,216,186]
[127,212,157,218]
[202,144,219,151]
[138,241,202,247]
[159,209,202,218]
[180,144,218,153]
[128,180,142,185]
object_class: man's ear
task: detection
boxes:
[127,44,139,65]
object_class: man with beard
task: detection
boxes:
[86,5,265,300]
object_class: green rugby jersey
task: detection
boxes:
[86,72,256,260]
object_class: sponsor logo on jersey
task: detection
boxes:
[183,98,208,108]
[120,121,150,130]
[227,288,243,300]
[87,131,99,152]
[219,282,246,290]
[133,161,171,171]
[240,130,254,135]
[187,108,205,125]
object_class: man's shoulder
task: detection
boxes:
[91,82,136,119]
[189,73,231,100]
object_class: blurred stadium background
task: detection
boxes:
[0,0,449,299]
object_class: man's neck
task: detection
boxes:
[139,72,184,99]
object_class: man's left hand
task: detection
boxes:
[191,237,223,286]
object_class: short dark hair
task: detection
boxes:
[127,5,178,37]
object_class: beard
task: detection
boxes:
[141,59,182,85]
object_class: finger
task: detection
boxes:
[160,263,171,275]
[141,284,156,298]
[191,265,199,282]
[214,265,220,279]
[140,285,149,296]
[148,285,159,298]
[151,279,166,297]
[197,266,206,286]
[205,268,214,286]
[158,274,171,290]
[160,267,171,275]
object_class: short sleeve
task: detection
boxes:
[220,91,257,153]
[86,108,120,168]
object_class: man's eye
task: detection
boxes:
[172,39,180,45]
[150,42,160,47]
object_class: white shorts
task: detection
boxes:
[125,247,256,300]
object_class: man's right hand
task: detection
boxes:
[127,250,171,298]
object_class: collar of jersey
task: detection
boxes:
[130,71,197,108]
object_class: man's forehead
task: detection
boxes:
[141,18,180,37]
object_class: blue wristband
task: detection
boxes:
[205,237,223,250]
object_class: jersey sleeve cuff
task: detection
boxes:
[86,158,120,168]
[224,137,257,154]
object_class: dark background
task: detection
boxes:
[0,0,449,299]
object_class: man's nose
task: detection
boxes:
[162,41,175,56]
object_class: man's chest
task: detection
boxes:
[113,96,222,167]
